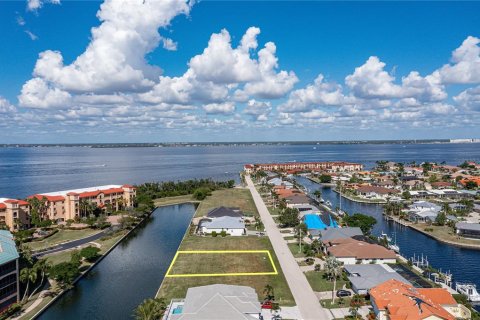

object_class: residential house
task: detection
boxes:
[0,198,30,231]
[344,264,411,295]
[284,194,310,208]
[166,284,262,320]
[198,207,245,236]
[319,227,363,242]
[0,231,19,313]
[325,238,397,264]
[406,201,441,223]
[370,279,471,320]
[456,222,480,239]
[356,186,400,200]
[431,181,453,189]
[266,178,293,189]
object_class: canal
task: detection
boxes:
[296,177,480,296]
[39,203,196,320]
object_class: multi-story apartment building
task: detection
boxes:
[29,184,136,222]
[0,199,30,231]
[0,230,19,313]
[244,161,363,174]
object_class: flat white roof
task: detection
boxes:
[41,185,123,196]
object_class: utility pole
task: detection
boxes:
[299,228,302,254]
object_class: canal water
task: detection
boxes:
[39,203,196,320]
[296,176,480,298]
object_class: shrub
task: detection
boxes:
[211,231,217,237]
[48,262,80,286]
[80,246,101,262]
[0,303,21,320]
[220,230,227,237]
[314,264,321,272]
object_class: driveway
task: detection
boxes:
[32,229,108,258]
[246,176,332,320]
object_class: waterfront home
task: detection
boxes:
[319,227,363,242]
[198,216,246,236]
[325,238,396,264]
[0,230,20,313]
[455,222,480,239]
[0,198,30,231]
[199,207,245,236]
[406,201,441,223]
[370,279,471,320]
[266,177,293,189]
[409,190,435,199]
[165,284,261,320]
[344,264,410,295]
[284,194,310,208]
[355,186,400,200]
[430,189,470,200]
[28,184,136,222]
[373,180,397,189]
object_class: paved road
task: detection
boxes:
[32,230,108,258]
[246,176,332,320]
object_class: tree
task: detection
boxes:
[465,181,478,190]
[278,208,299,228]
[402,191,411,200]
[29,260,50,299]
[349,294,363,319]
[343,213,377,234]
[263,284,275,301]
[319,174,332,183]
[193,188,211,200]
[80,246,101,262]
[48,262,80,287]
[255,219,264,231]
[133,298,166,320]
[313,189,322,200]
[20,267,38,302]
[435,211,447,226]
[324,256,342,304]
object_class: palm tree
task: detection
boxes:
[29,260,50,299]
[324,256,342,304]
[313,189,322,200]
[20,267,38,302]
[133,298,166,320]
[349,294,363,319]
[263,284,275,301]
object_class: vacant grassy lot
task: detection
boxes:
[195,188,258,217]
[27,229,101,251]
[414,224,480,247]
[154,195,199,207]
[168,251,275,275]
[158,236,294,306]
[304,270,348,292]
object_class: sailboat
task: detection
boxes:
[388,232,400,253]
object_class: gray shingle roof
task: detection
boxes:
[320,227,363,241]
[207,207,243,218]
[456,222,480,232]
[345,264,411,292]
[202,216,245,230]
[171,284,260,320]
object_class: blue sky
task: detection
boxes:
[1,1,480,143]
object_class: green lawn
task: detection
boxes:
[320,297,353,309]
[43,230,127,265]
[288,242,305,258]
[304,270,348,292]
[168,251,275,275]
[26,229,101,251]
[195,189,259,217]
[158,236,294,306]
[154,195,199,207]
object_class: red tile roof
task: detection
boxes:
[29,194,65,202]
[370,279,455,320]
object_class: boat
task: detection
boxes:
[325,200,332,207]
[456,283,480,302]
[380,231,392,242]
[389,243,400,253]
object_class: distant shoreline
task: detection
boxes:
[2,139,479,148]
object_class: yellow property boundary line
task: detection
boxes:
[165,250,278,278]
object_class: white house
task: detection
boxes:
[199,216,245,236]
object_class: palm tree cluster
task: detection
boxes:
[324,256,342,304]
[133,298,166,320]
[20,259,50,302]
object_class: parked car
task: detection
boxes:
[336,289,352,298]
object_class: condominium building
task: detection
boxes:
[28,184,136,222]
[0,199,30,231]
[0,231,19,313]
[244,161,363,173]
